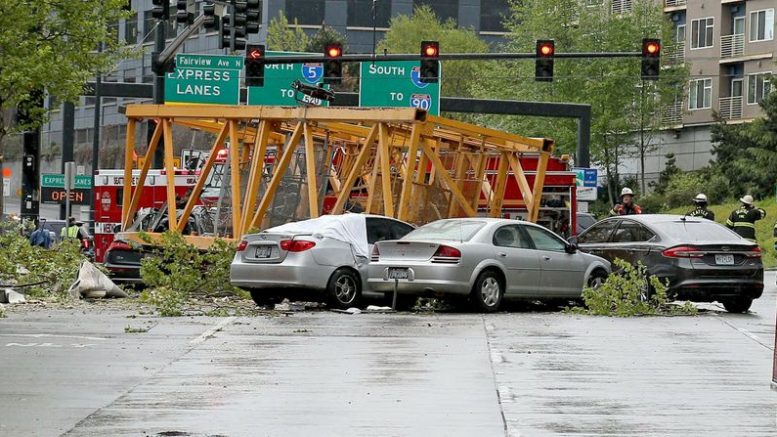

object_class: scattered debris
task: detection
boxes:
[0,289,26,304]
[124,325,149,334]
[0,303,5,318]
[365,305,394,313]
[68,261,127,299]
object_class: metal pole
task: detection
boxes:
[90,42,103,232]
[152,18,167,168]
[392,278,398,310]
[61,102,75,220]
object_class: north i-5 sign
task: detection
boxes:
[247,51,330,106]
[359,60,441,115]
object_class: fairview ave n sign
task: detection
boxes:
[164,54,243,105]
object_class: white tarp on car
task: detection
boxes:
[264,214,369,259]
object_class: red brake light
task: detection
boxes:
[237,240,248,252]
[746,247,762,258]
[371,244,380,262]
[662,246,704,258]
[280,239,316,252]
[107,240,132,252]
[432,245,461,263]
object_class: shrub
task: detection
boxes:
[569,259,697,317]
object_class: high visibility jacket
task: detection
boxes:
[725,206,765,241]
[610,203,642,216]
[61,225,80,239]
[688,207,715,220]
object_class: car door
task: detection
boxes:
[491,224,541,296]
[608,220,655,268]
[577,219,619,259]
[522,225,586,296]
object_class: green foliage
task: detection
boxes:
[139,232,243,316]
[570,259,697,317]
[470,0,688,168]
[306,25,347,53]
[0,223,86,297]
[266,12,311,52]
[378,5,489,98]
[642,168,730,212]
[712,91,777,198]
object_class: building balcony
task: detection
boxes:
[662,100,683,127]
[664,0,687,9]
[719,96,743,120]
[667,41,685,64]
[720,34,745,59]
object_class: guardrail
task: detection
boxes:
[721,34,745,59]
[719,96,743,119]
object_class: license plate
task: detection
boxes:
[255,246,272,258]
[715,254,735,265]
[388,268,410,280]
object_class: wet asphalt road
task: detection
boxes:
[1,273,775,437]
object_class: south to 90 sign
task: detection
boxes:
[410,93,432,111]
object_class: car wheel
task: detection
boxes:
[722,297,753,314]
[471,270,504,313]
[587,269,608,290]
[327,269,362,310]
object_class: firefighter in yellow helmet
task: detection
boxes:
[725,195,766,242]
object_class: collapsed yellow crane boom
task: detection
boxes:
[120,104,553,247]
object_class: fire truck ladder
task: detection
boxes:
[119,105,554,247]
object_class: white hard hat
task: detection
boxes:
[620,187,634,197]
[740,195,754,205]
[694,193,708,202]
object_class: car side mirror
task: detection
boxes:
[565,242,578,254]
[568,235,578,245]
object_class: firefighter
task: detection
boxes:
[610,187,642,216]
[687,193,714,220]
[725,195,766,242]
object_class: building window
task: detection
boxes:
[125,13,139,44]
[347,0,391,28]
[690,17,714,49]
[143,11,175,38]
[747,73,771,105]
[413,0,458,23]
[286,0,325,25]
[688,78,712,110]
[480,0,510,32]
[611,0,632,15]
[749,9,774,42]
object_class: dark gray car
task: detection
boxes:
[574,215,764,313]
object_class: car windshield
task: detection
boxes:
[654,220,741,242]
[402,220,485,242]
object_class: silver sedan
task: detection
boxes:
[368,218,611,312]
[230,214,414,309]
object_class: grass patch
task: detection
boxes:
[665,197,776,268]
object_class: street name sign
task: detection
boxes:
[247,51,330,107]
[359,60,441,115]
[574,168,598,201]
[164,54,243,105]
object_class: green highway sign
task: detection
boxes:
[41,173,92,189]
[359,60,441,115]
[164,54,243,105]
[246,51,330,107]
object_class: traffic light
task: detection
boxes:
[151,0,169,20]
[420,40,440,83]
[535,40,554,82]
[246,0,261,34]
[202,2,219,30]
[324,43,343,84]
[641,38,661,81]
[245,44,265,87]
[176,0,192,24]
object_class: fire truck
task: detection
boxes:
[92,169,198,262]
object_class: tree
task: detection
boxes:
[711,90,777,198]
[470,0,688,199]
[0,0,132,216]
[306,25,347,53]
[378,5,489,98]
[266,12,311,52]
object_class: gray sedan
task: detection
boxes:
[368,218,611,312]
[230,214,414,309]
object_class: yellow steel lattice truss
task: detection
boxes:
[120,104,554,246]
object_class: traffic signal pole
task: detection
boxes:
[151,18,166,168]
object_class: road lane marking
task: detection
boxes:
[189,317,236,346]
[5,342,96,348]
[713,314,774,352]
[0,333,107,341]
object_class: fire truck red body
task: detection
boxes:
[93,169,197,263]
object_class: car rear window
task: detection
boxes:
[654,221,741,242]
[402,220,485,242]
